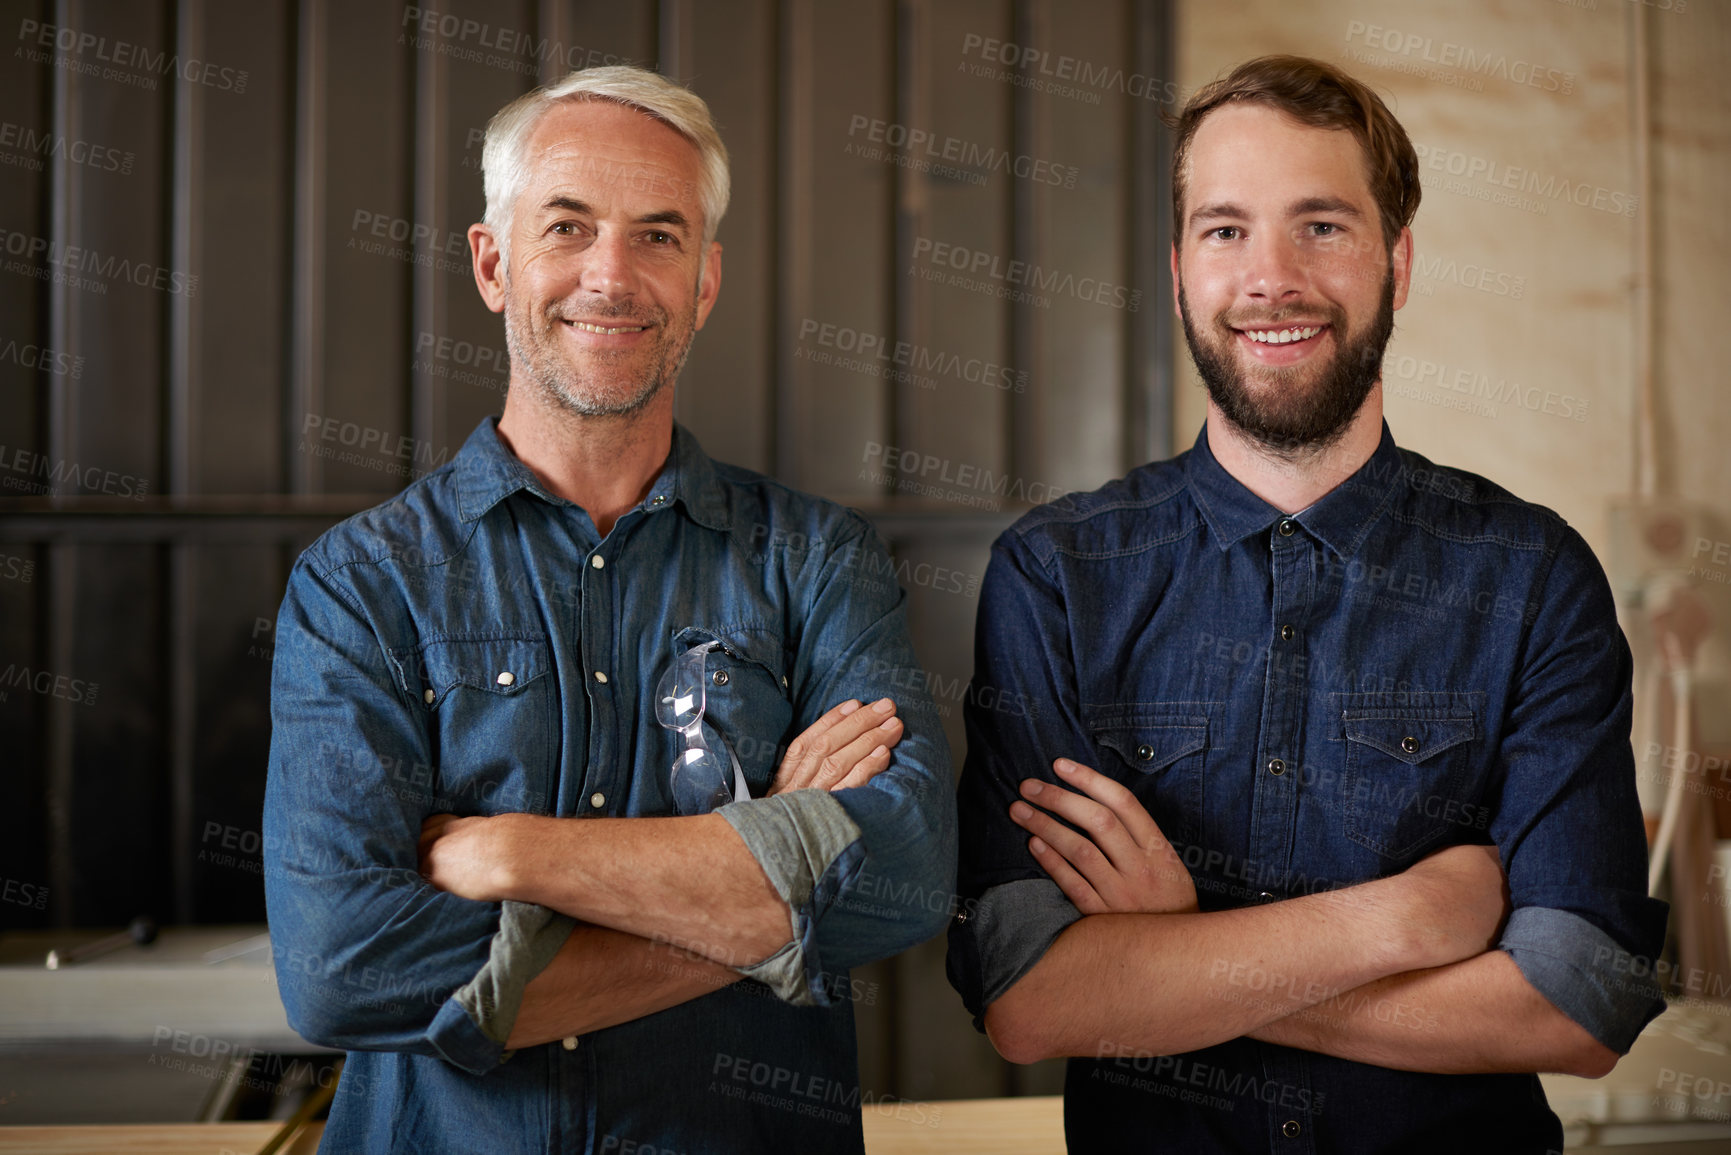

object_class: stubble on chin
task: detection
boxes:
[503,295,693,420]
[1179,276,1393,460]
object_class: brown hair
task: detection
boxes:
[1169,55,1419,252]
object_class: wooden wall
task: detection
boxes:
[0,0,1173,1100]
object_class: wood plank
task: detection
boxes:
[0,1123,321,1154]
[863,1096,1064,1153]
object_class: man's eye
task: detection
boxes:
[1210,227,1240,241]
[552,222,576,236]
[1309,223,1338,236]
[646,230,675,245]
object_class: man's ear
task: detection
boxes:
[694,241,723,331]
[1389,226,1414,312]
[1169,242,1183,321]
[469,223,506,314]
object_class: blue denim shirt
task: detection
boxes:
[264,418,956,1154]
[948,423,1667,1153]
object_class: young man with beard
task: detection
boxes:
[264,66,954,1153]
[948,56,1665,1151]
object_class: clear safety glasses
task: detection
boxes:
[655,640,751,815]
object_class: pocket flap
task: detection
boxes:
[1092,716,1208,774]
[1342,715,1474,765]
[670,625,787,685]
[399,636,550,701]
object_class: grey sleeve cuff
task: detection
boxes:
[717,790,863,1005]
[1500,904,1666,1053]
[948,878,1082,1032]
[452,900,576,1054]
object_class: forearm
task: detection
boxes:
[1249,949,1618,1077]
[496,813,790,966]
[986,878,1443,1063]
[505,923,740,1048]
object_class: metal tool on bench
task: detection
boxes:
[44,915,158,969]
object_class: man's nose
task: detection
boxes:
[581,228,640,301]
[1243,233,1308,302]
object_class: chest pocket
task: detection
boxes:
[389,635,554,817]
[667,625,793,799]
[1084,705,1210,850]
[1337,693,1482,861]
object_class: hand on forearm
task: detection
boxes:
[505,923,742,1048]
[986,762,1513,1062]
[418,697,907,968]
[1248,949,1617,1078]
[769,696,903,794]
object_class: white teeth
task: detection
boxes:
[1244,326,1322,344]
[570,321,646,335]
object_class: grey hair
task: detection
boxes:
[480,65,730,266]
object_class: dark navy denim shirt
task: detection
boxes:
[264,418,955,1154]
[948,423,1667,1153]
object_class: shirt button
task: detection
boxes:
[496,671,515,687]
[1279,624,1295,642]
[562,1035,578,1051]
[1278,519,1296,537]
[1258,891,1275,902]
[712,669,729,687]
[650,495,666,506]
[590,554,605,569]
[594,670,609,684]
[1282,1119,1301,1138]
[590,792,606,809]
[1401,736,1420,754]
[1136,744,1155,762]
[423,688,435,704]
[1267,758,1286,776]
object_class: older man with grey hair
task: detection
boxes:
[265,65,954,1154]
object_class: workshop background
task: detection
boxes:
[1,0,1727,1133]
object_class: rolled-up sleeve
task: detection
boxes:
[264,556,564,1074]
[1489,528,1668,1052]
[716,519,957,1005]
[947,527,1096,1028]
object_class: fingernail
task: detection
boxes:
[880,717,902,731]
[1009,802,1031,821]
[872,697,895,714]
[871,744,889,758]
[1029,836,1047,854]
[1053,759,1074,775]
[839,700,861,715]
[1022,780,1043,797]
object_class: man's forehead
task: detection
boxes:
[520,100,701,205]
[1186,103,1374,205]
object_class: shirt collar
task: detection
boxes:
[1184,420,1403,559]
[452,416,730,530]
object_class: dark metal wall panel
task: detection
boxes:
[314,2,414,495]
[0,543,48,931]
[183,0,294,495]
[63,545,168,925]
[895,0,1013,494]
[674,0,776,474]
[418,2,536,459]
[0,1,51,465]
[1022,0,1134,493]
[779,0,896,498]
[55,0,172,499]
[181,545,282,922]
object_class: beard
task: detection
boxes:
[503,273,701,419]
[1180,268,1395,457]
